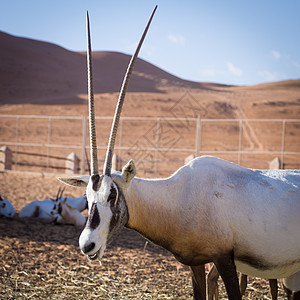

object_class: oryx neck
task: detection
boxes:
[123,176,179,249]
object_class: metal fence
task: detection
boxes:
[0,115,299,176]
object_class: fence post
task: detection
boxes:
[66,152,80,174]
[46,117,52,172]
[0,146,12,171]
[269,157,282,170]
[155,118,161,174]
[238,120,243,165]
[112,154,122,171]
[81,117,87,174]
[15,116,20,169]
[185,154,195,165]
[195,114,201,156]
[281,120,286,169]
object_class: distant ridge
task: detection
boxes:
[0,31,223,105]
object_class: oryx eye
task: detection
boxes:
[107,186,117,203]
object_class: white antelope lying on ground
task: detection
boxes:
[58,6,300,300]
[50,198,86,227]
[0,194,15,217]
[18,188,87,221]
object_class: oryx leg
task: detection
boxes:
[213,252,241,300]
[269,279,278,300]
[208,264,245,299]
[207,264,220,300]
[239,274,247,295]
[190,265,206,300]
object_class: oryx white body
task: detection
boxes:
[19,199,57,219]
[19,195,87,219]
[0,194,15,217]
[63,156,300,280]
[64,196,87,212]
[111,156,300,280]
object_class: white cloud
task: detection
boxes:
[226,62,243,76]
[293,61,300,68]
[271,50,281,60]
[168,33,185,45]
[258,70,287,82]
[201,68,218,77]
[199,65,225,78]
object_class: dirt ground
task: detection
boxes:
[0,171,288,299]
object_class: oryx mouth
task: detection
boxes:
[85,246,105,263]
[87,251,99,261]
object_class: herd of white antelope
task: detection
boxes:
[1,188,87,226]
[1,5,299,300]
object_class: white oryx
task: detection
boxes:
[0,194,15,217]
[50,197,86,227]
[58,6,300,300]
[19,187,87,221]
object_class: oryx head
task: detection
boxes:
[58,7,157,262]
[0,194,15,218]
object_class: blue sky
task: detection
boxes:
[0,0,299,86]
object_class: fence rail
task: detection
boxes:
[0,115,299,176]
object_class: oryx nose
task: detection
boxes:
[82,242,95,254]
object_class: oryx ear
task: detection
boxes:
[122,160,136,183]
[58,176,90,188]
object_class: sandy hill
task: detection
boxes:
[0,31,220,106]
[0,30,299,120]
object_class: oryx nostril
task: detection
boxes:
[82,242,95,254]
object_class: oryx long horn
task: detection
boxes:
[59,187,65,199]
[86,11,99,175]
[103,5,157,176]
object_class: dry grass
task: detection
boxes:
[0,172,289,299]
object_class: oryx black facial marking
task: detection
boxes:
[107,184,129,244]
[107,186,118,204]
[108,186,120,231]
[33,206,40,218]
[0,196,5,208]
[87,202,100,229]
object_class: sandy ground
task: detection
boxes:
[0,171,288,299]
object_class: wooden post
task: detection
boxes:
[81,116,87,174]
[195,115,201,157]
[269,157,282,170]
[0,146,12,171]
[112,154,122,171]
[66,152,80,174]
[185,154,195,165]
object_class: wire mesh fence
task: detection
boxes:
[0,115,299,176]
